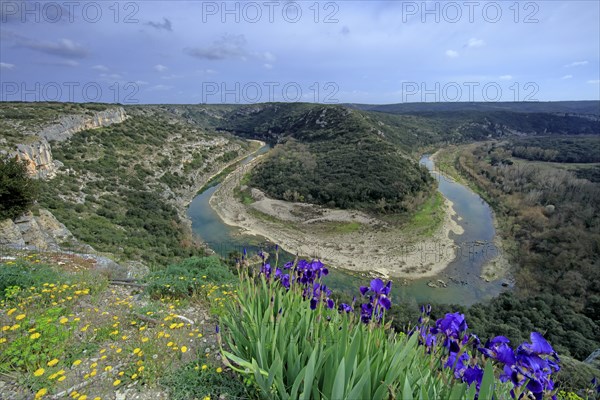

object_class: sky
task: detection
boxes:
[0,0,599,104]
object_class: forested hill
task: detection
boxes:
[346,100,600,116]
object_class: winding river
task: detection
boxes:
[187,146,508,306]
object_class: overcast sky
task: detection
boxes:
[1,0,599,104]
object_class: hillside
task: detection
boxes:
[0,103,256,265]
[347,100,600,116]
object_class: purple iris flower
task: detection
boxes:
[435,312,468,339]
[338,303,353,313]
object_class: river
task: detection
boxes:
[187,146,507,306]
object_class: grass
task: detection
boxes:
[407,191,445,237]
[0,254,238,399]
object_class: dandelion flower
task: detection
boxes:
[201,364,208,371]
[59,317,68,324]
[113,379,121,386]
[34,368,45,376]
[181,346,188,353]
[15,314,26,320]
[47,359,59,367]
[216,367,222,373]
[72,359,82,367]
[0,338,7,344]
[133,348,140,354]
[30,332,41,340]
[34,388,48,399]
[79,396,87,400]
[58,376,66,382]
[7,308,16,316]
[131,373,138,379]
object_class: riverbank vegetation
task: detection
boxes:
[433,140,600,363]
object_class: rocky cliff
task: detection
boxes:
[11,107,128,179]
[36,107,128,142]
[14,139,63,179]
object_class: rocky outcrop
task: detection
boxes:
[14,138,63,179]
[37,107,128,142]
[0,209,92,252]
[0,219,25,247]
[12,107,127,179]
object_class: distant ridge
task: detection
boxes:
[344,101,600,116]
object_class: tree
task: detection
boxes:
[0,156,38,220]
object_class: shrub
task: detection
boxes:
[0,156,38,220]
[145,256,235,300]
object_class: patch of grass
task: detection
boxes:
[0,256,216,399]
[408,191,445,236]
[234,186,254,205]
[145,256,236,300]
[162,355,256,400]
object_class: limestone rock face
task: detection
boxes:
[37,107,128,142]
[11,107,127,179]
[2,209,91,252]
[0,219,25,246]
[15,139,58,179]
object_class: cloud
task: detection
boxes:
[264,63,273,69]
[466,38,485,48]
[148,84,173,91]
[100,73,123,80]
[561,75,573,80]
[0,62,15,69]
[146,18,173,32]
[92,65,109,72]
[154,64,168,72]
[445,50,459,58]
[135,80,149,86]
[17,38,88,58]
[184,34,249,61]
[564,61,588,67]
[499,75,513,81]
[587,79,600,84]
[161,74,183,80]
[263,52,276,62]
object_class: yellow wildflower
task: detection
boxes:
[47,359,59,367]
[15,314,26,320]
[7,308,16,316]
[72,359,82,367]
[35,388,48,399]
[30,332,41,340]
[59,317,68,324]
[181,346,188,353]
[34,368,45,376]
[113,379,121,386]
[216,367,222,373]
